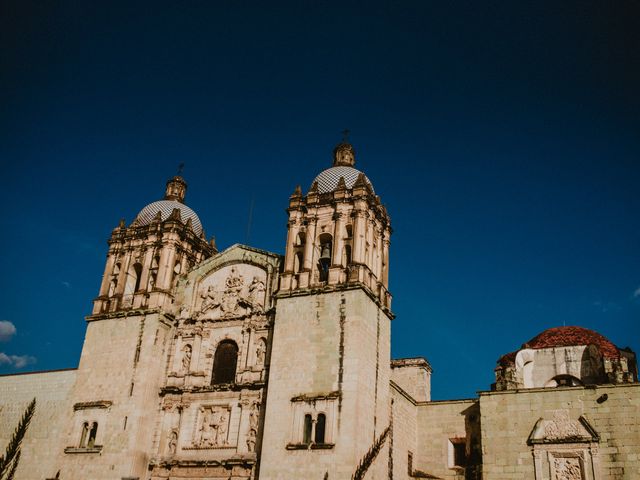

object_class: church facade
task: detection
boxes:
[0,142,639,480]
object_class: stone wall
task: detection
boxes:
[260,288,391,479]
[415,399,478,479]
[0,369,76,480]
[390,383,418,479]
[57,312,173,480]
[480,384,640,479]
[391,358,431,403]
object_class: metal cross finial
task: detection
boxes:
[177,162,185,176]
[341,129,350,142]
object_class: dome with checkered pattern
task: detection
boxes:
[312,166,374,194]
[135,200,202,235]
[134,176,203,235]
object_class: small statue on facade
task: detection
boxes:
[248,277,266,310]
[168,430,178,455]
[181,344,192,372]
[255,339,266,366]
[247,403,259,452]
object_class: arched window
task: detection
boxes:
[345,225,353,239]
[522,361,534,388]
[133,263,143,292]
[124,263,142,296]
[547,374,583,387]
[79,422,89,447]
[317,233,333,282]
[87,422,98,448]
[108,280,117,297]
[344,245,352,265]
[303,414,313,444]
[212,340,238,385]
[294,251,303,273]
[315,413,326,444]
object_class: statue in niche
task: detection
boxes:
[216,410,229,445]
[198,408,214,446]
[255,338,266,366]
[181,344,192,373]
[167,430,178,455]
[246,403,259,452]
[248,277,266,310]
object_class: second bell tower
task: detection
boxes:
[260,141,394,479]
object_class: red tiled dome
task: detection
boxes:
[498,326,620,367]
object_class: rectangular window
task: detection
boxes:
[448,438,467,468]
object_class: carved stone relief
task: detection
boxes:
[196,266,267,320]
[246,402,260,453]
[255,338,266,367]
[543,411,582,441]
[181,344,192,373]
[553,456,584,480]
[167,430,178,455]
[194,405,231,448]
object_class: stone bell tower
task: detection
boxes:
[92,175,216,314]
[259,141,393,479]
[57,176,215,480]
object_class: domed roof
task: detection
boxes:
[312,166,374,194]
[135,200,203,236]
[498,326,620,366]
[523,326,620,358]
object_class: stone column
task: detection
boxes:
[115,250,133,296]
[375,225,383,280]
[158,243,177,290]
[366,218,374,269]
[98,252,117,297]
[332,210,344,267]
[138,245,155,293]
[303,216,317,271]
[352,209,366,264]
[284,216,300,273]
[382,233,390,287]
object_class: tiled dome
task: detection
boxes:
[135,200,203,236]
[498,326,620,366]
[312,166,374,194]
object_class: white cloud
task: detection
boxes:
[61,281,71,289]
[634,286,640,298]
[0,320,17,342]
[0,352,36,369]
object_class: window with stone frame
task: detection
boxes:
[448,438,467,468]
[287,397,337,450]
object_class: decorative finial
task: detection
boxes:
[341,129,350,142]
[177,162,185,176]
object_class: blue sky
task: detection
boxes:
[1,1,638,399]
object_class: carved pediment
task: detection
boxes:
[528,410,599,445]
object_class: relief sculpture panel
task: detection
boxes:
[553,456,584,480]
[195,265,267,321]
[194,405,231,448]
